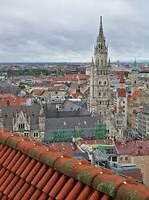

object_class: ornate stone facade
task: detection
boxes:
[0,104,45,141]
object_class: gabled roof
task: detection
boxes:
[0,130,149,200]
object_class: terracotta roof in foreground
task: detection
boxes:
[0,130,149,200]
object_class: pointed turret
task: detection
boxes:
[97,16,105,43]
[95,16,107,57]
[132,59,139,73]
[99,16,104,36]
[108,57,111,67]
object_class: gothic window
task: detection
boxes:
[18,123,25,130]
[24,132,29,137]
[99,81,101,85]
[101,70,102,75]
[101,59,103,66]
[104,81,106,85]
[34,132,39,137]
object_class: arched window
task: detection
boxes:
[99,81,101,85]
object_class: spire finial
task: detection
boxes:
[134,58,137,67]
[99,16,103,35]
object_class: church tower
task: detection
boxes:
[90,16,111,119]
[116,71,127,137]
[131,60,139,94]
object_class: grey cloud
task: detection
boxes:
[0,0,149,62]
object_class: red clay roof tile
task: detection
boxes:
[49,174,67,198]
[76,185,92,200]
[11,154,27,173]
[36,168,54,190]
[20,159,37,179]
[16,156,31,176]
[21,185,36,200]
[43,171,60,195]
[13,182,30,200]
[30,189,42,200]
[8,179,25,199]
[3,175,20,196]
[26,161,42,183]
[65,181,83,200]
[7,151,22,170]
[3,149,16,167]
[38,192,48,200]
[88,190,101,200]
[31,164,48,186]
[0,172,15,192]
[56,177,75,200]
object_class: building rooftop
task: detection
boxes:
[116,140,149,156]
[0,130,149,199]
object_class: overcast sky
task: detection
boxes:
[0,0,149,62]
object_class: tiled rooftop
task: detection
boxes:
[116,140,149,156]
[0,130,149,200]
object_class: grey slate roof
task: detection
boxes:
[45,116,103,140]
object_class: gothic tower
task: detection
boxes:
[90,16,111,119]
[131,60,139,94]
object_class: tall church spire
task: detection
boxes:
[97,16,105,43]
[99,16,104,36]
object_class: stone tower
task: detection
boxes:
[131,60,139,94]
[90,16,111,119]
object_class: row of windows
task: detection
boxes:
[24,132,39,137]
[120,156,128,161]
[99,81,107,85]
[18,123,25,130]
[99,101,109,105]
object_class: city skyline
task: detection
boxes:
[0,0,149,62]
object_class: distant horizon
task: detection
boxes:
[0,60,149,65]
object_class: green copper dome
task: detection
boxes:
[132,66,139,72]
